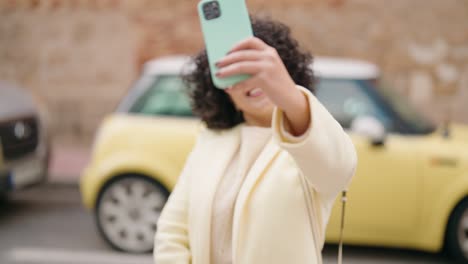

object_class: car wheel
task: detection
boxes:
[96,175,169,253]
[446,198,468,263]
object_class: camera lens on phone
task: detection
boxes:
[203,1,220,20]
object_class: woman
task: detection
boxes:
[154,17,357,264]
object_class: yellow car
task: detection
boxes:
[80,56,468,262]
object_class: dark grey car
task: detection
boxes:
[0,82,50,196]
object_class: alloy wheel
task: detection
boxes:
[97,177,168,253]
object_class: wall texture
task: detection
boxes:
[0,0,467,143]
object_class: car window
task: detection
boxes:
[375,80,436,134]
[129,75,193,117]
[315,78,393,129]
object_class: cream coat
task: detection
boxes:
[154,87,357,264]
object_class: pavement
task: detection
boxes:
[0,183,452,264]
[0,183,154,264]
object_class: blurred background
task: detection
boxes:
[1,0,468,146]
[0,0,467,263]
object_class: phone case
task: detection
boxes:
[198,0,253,89]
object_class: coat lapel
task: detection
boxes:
[197,126,241,264]
[232,137,281,258]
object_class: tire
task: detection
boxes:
[95,175,169,253]
[446,198,468,263]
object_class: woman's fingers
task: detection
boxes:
[228,37,267,53]
[230,74,259,91]
[216,61,264,77]
[216,50,263,68]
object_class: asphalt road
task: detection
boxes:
[0,183,454,264]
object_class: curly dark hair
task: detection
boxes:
[183,16,315,130]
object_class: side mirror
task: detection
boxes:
[351,116,386,146]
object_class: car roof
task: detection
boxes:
[143,55,380,79]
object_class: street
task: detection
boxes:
[0,183,454,264]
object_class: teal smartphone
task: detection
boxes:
[197,0,253,89]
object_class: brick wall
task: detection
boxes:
[0,0,467,144]
[0,0,138,143]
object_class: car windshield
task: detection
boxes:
[129,75,193,117]
[315,78,394,130]
[369,80,436,134]
[315,78,436,135]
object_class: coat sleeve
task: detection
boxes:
[272,86,358,198]
[153,142,199,263]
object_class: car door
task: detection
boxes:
[316,78,424,245]
[127,74,199,183]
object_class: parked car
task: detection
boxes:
[80,56,468,262]
[0,82,50,197]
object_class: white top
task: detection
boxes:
[210,125,271,264]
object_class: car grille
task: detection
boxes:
[0,116,39,161]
